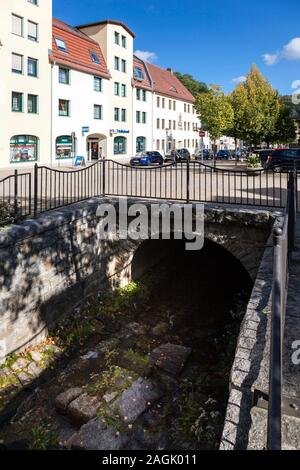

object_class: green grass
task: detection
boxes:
[122,349,150,368]
[1,353,18,370]
[29,425,58,450]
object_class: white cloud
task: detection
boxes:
[231,76,246,84]
[282,38,300,60]
[263,37,300,65]
[263,53,279,66]
[134,50,158,63]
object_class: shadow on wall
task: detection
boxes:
[0,199,270,362]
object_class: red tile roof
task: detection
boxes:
[133,56,152,91]
[146,63,195,103]
[51,18,110,79]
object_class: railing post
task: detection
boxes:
[267,226,283,450]
[296,166,299,214]
[102,158,106,197]
[14,169,18,219]
[28,173,32,216]
[33,163,38,217]
[186,158,190,204]
[291,170,296,252]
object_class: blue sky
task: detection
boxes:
[53,0,300,95]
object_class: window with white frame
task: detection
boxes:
[12,14,23,36]
[12,53,23,74]
[55,38,67,52]
[28,21,38,41]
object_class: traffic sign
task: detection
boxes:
[199,130,206,137]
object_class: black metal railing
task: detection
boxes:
[0,159,298,226]
[0,170,32,225]
[102,159,290,209]
[267,169,297,450]
[33,160,103,216]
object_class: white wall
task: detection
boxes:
[132,87,153,153]
[0,0,52,168]
[78,23,134,159]
[152,94,202,156]
[52,65,109,164]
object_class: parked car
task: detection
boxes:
[130,151,164,166]
[216,150,231,160]
[195,149,213,160]
[264,148,300,171]
[170,148,191,162]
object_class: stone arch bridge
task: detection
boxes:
[0,196,277,362]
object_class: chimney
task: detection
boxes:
[167,67,173,74]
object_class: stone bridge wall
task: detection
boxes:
[0,197,275,362]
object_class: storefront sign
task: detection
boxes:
[74,156,85,166]
[109,129,130,135]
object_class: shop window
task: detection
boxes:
[56,135,73,159]
[10,135,38,163]
[114,136,127,155]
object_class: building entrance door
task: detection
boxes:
[88,139,100,160]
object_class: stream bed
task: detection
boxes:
[0,239,253,450]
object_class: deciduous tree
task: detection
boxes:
[174,72,208,97]
[195,85,234,154]
[230,65,280,147]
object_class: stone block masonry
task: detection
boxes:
[0,197,275,363]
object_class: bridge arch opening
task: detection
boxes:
[131,237,253,318]
[125,237,254,448]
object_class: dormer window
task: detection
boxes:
[55,38,67,52]
[170,86,178,93]
[90,51,100,64]
[133,66,145,81]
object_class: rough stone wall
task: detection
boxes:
[0,197,274,362]
[220,214,286,450]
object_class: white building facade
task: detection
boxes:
[77,20,135,161]
[132,56,154,155]
[0,0,52,168]
[0,3,209,169]
[50,19,111,165]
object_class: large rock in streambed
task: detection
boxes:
[119,378,163,424]
[149,343,192,376]
[67,393,101,424]
[67,417,129,450]
[55,388,83,413]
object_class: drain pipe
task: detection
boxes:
[143,60,155,151]
[50,61,55,167]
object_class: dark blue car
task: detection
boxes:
[216,150,231,160]
[130,151,164,166]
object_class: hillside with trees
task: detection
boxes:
[174,72,208,97]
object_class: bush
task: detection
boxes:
[247,154,261,168]
[0,202,15,226]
